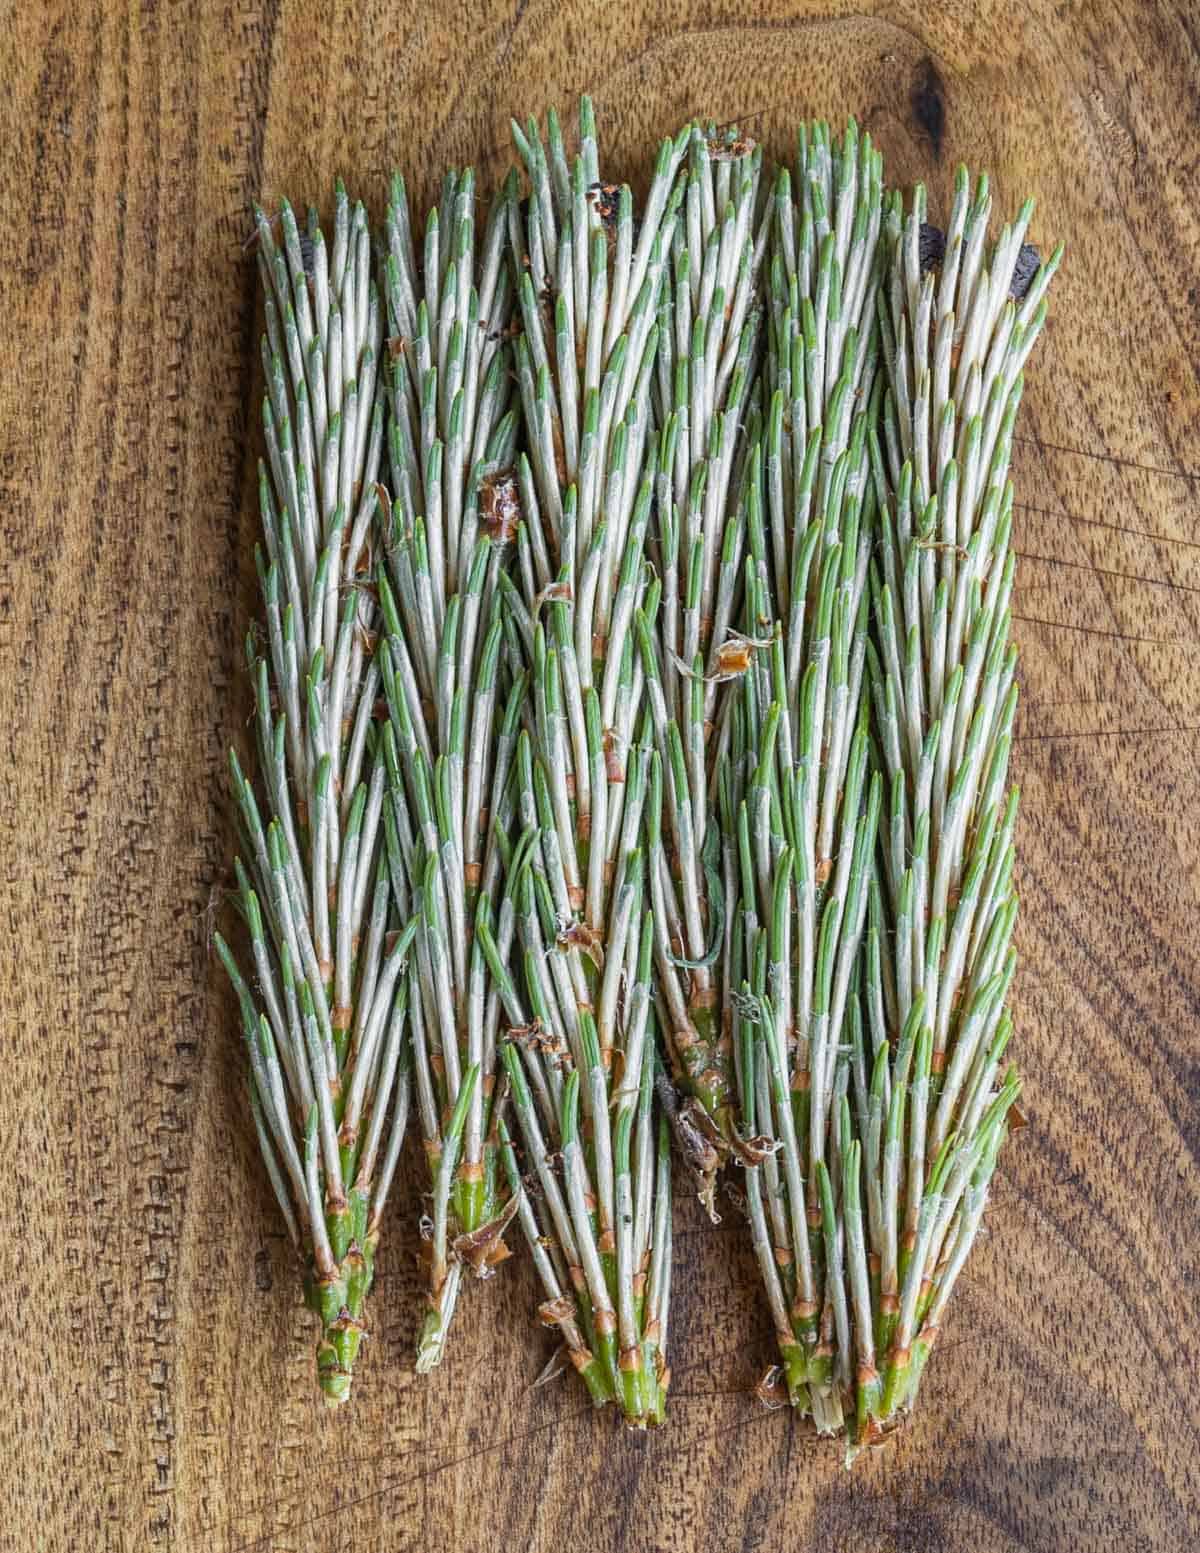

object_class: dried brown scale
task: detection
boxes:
[453,1197,521,1274]
[480,468,522,543]
[586,181,621,227]
[705,129,756,160]
[715,641,753,676]
[556,921,604,965]
[482,317,522,343]
[756,1368,790,1409]
[727,1132,776,1167]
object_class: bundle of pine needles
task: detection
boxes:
[718,127,1058,1456]
[723,120,887,1435]
[489,101,689,1425]
[218,185,407,1405]
[376,163,522,1371]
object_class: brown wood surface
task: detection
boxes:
[4,1,1199,1548]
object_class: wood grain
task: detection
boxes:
[3,2,1199,1548]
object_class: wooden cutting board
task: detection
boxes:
[4,2,1197,1548]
